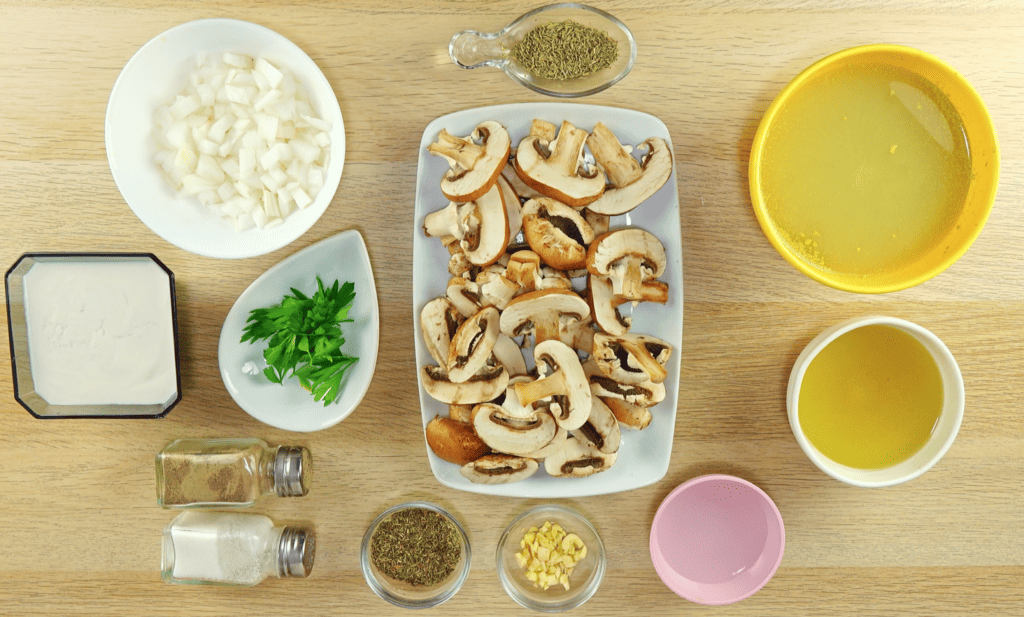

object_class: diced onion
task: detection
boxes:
[154,53,331,231]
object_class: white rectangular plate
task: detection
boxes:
[413,103,683,497]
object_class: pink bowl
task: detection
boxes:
[649,475,785,605]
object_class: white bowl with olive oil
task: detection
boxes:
[787,316,964,487]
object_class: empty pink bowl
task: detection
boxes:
[649,474,785,605]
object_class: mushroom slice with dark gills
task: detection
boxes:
[421,363,509,405]
[586,228,667,302]
[514,120,606,208]
[544,437,617,478]
[420,297,464,367]
[499,288,590,347]
[428,120,511,203]
[461,453,539,484]
[521,197,595,271]
[446,306,500,384]
[513,340,592,432]
[472,402,558,456]
[587,274,668,336]
[586,135,674,216]
[592,332,673,384]
[570,392,621,454]
[583,357,665,407]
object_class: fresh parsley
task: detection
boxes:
[240,276,358,406]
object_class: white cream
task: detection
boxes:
[23,259,177,405]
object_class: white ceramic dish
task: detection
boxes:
[105,18,345,259]
[219,230,379,432]
[787,316,965,487]
[413,103,683,497]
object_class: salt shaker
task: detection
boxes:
[156,438,310,508]
[162,511,315,586]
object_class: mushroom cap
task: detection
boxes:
[513,121,606,208]
[426,415,491,465]
[420,296,463,367]
[447,306,500,384]
[592,332,673,384]
[570,393,621,454]
[544,437,618,478]
[421,364,509,405]
[521,197,596,271]
[460,183,511,267]
[518,339,593,432]
[433,121,512,203]
[461,454,539,484]
[473,402,558,456]
[522,425,569,460]
[586,228,667,280]
[499,288,590,342]
[586,137,674,216]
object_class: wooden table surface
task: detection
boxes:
[1,1,1022,615]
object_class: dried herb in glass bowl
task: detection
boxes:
[370,507,461,586]
[511,19,619,80]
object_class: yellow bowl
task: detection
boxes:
[749,44,998,293]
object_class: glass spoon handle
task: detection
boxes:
[449,30,510,69]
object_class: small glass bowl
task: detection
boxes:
[449,3,636,98]
[496,505,606,612]
[360,502,471,609]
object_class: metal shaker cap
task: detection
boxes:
[277,526,316,578]
[273,446,311,497]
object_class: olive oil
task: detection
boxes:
[798,325,943,469]
[762,62,972,274]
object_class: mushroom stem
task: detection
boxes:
[548,122,588,177]
[613,255,645,300]
[428,129,485,170]
[514,372,565,407]
[533,312,562,345]
[423,201,462,239]
[588,122,642,188]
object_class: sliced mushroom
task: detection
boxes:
[461,454,539,484]
[588,274,669,336]
[530,119,557,142]
[449,403,474,424]
[544,438,617,478]
[499,288,590,347]
[592,332,672,384]
[560,315,596,355]
[503,156,545,201]
[514,121,606,208]
[521,197,596,271]
[584,357,666,407]
[423,184,510,267]
[571,394,621,454]
[582,208,610,236]
[513,340,592,431]
[586,229,667,302]
[420,297,464,366]
[473,402,558,456]
[602,397,653,430]
[428,120,511,202]
[421,364,509,405]
[496,175,523,241]
[505,251,573,295]
[426,415,491,465]
[492,333,528,377]
[475,265,518,310]
[586,137,674,216]
[586,122,643,189]
[447,306,500,383]
[447,276,515,317]
[523,425,568,459]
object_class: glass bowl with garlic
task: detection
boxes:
[496,504,606,612]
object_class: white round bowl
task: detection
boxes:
[787,316,965,487]
[105,18,345,259]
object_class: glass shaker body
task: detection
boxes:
[155,438,310,508]
[161,511,314,586]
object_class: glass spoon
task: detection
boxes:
[449,3,637,98]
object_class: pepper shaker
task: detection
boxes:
[162,511,314,586]
[155,438,310,508]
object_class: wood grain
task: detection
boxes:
[1,1,1022,615]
